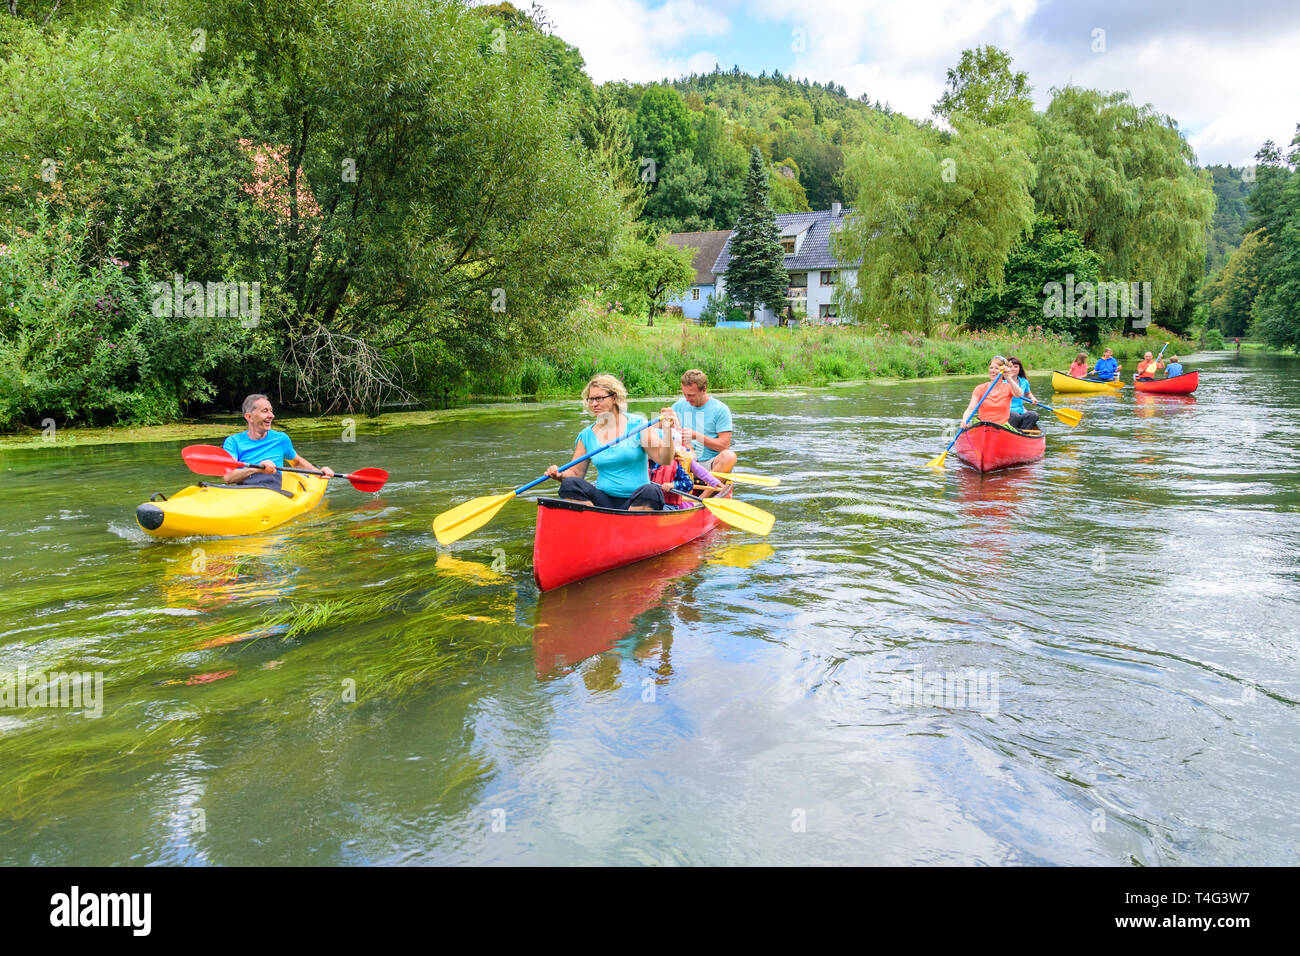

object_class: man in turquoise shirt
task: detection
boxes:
[222,394,333,490]
[670,369,736,475]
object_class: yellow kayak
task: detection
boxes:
[1052,370,1126,394]
[135,472,328,538]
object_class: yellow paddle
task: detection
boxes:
[434,417,659,545]
[1026,399,1083,428]
[706,470,781,488]
[928,374,1004,469]
[679,493,775,536]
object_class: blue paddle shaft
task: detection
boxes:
[942,376,1004,455]
[513,417,658,496]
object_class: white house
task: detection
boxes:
[662,229,732,320]
[712,203,859,326]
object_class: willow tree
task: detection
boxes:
[933,45,1034,131]
[1033,87,1214,331]
[834,117,1035,333]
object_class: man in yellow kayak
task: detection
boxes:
[223,394,333,490]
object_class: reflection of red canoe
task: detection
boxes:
[953,422,1045,473]
[532,485,731,591]
[1135,371,1198,394]
[533,542,707,676]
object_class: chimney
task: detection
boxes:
[831,201,841,218]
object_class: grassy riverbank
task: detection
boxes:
[0,325,1194,450]
[496,322,1194,398]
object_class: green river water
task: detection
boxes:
[1,350,1297,865]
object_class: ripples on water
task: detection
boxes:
[0,352,1297,865]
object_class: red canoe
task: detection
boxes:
[533,485,731,591]
[1135,371,1198,394]
[953,422,1045,473]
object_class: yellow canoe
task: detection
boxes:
[1052,370,1126,394]
[136,472,328,538]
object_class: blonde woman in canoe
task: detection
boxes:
[544,374,677,511]
[960,356,1023,428]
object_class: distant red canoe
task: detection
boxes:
[953,422,1045,473]
[1134,371,1198,394]
[533,485,731,591]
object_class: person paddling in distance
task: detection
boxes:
[223,394,333,490]
[1135,351,1164,381]
[960,356,1023,429]
[671,369,736,477]
[544,374,676,511]
[1165,355,1184,377]
[1090,347,1121,382]
[1068,352,1089,378]
[1005,356,1040,432]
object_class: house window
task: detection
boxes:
[788,273,808,289]
[781,238,795,254]
[819,304,838,319]
[820,270,839,285]
[691,288,700,300]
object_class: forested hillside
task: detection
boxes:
[1204,164,1256,273]
[0,0,1291,430]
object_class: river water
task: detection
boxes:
[1,350,1297,865]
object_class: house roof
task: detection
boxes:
[712,207,860,274]
[663,230,732,285]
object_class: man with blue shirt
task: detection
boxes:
[1165,355,1184,377]
[670,369,736,476]
[1090,347,1121,382]
[223,394,333,489]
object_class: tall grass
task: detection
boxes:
[467,323,1192,399]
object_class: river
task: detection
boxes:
[1,349,1297,865]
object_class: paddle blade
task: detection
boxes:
[1052,407,1083,428]
[925,448,949,470]
[700,496,775,536]
[182,444,239,476]
[710,471,781,488]
[346,467,388,492]
[433,492,517,545]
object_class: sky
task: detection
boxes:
[533,0,1300,167]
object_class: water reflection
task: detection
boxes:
[1134,393,1198,418]
[532,542,708,678]
[155,534,294,611]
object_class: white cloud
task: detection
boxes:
[543,0,730,83]
[541,0,1300,164]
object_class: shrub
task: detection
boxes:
[0,205,242,430]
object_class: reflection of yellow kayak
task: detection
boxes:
[1051,370,1126,394]
[136,473,327,538]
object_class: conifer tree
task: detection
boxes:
[724,146,788,319]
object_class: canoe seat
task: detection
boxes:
[196,481,294,498]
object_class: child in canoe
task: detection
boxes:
[1165,355,1184,377]
[1068,352,1088,378]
